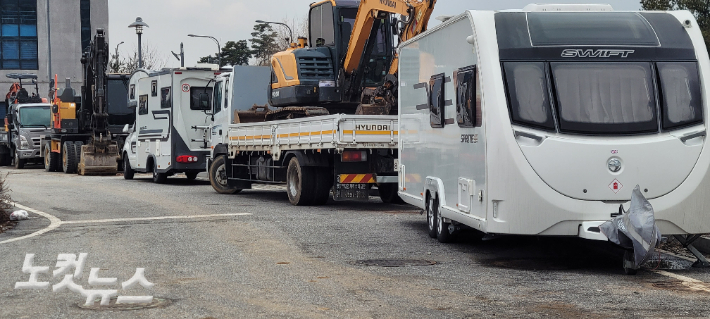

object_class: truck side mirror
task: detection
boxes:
[122,124,130,133]
[128,101,138,109]
[52,104,58,113]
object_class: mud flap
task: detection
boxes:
[78,144,119,175]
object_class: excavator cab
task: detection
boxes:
[270,0,394,112]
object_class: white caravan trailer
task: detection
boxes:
[398,5,710,255]
[122,65,225,183]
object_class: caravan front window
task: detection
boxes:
[504,62,555,130]
[551,62,657,134]
[657,62,703,129]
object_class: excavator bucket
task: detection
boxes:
[78,144,119,175]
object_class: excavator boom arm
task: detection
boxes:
[342,0,409,74]
[342,0,436,75]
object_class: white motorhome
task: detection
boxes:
[122,65,225,183]
[398,5,710,253]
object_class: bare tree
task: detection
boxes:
[274,16,309,50]
[109,44,169,73]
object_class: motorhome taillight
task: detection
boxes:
[174,72,183,74]
[177,155,198,163]
[341,151,367,162]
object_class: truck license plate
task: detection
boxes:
[333,183,371,201]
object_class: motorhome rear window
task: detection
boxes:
[527,13,659,46]
[551,62,658,134]
[190,87,213,110]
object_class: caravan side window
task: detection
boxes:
[138,95,148,115]
[429,73,446,128]
[455,65,481,128]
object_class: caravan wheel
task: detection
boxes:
[436,201,453,243]
[427,196,438,239]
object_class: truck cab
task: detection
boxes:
[10,102,52,168]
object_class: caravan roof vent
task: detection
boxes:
[523,4,614,12]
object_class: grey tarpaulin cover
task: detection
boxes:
[600,185,662,268]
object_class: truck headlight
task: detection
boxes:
[19,135,29,150]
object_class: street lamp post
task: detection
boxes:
[188,34,221,67]
[113,41,124,72]
[128,17,149,69]
[255,20,293,46]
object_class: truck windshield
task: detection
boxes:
[504,61,703,134]
[107,78,134,126]
[19,106,51,128]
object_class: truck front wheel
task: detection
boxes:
[15,150,25,169]
[209,155,240,194]
[286,157,316,206]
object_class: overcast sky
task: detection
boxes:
[108,0,642,68]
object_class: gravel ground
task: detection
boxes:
[0,166,709,318]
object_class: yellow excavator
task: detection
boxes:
[269,0,436,116]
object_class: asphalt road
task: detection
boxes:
[1,165,710,318]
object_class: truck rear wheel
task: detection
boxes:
[62,141,77,174]
[286,157,316,206]
[209,155,240,194]
[123,153,134,180]
[378,183,404,204]
[312,169,333,205]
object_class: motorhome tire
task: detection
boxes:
[436,208,453,243]
[312,169,333,205]
[427,195,438,238]
[62,141,77,174]
[123,153,134,180]
[286,157,316,206]
[152,165,168,184]
[378,183,404,204]
[14,149,25,169]
[209,155,241,194]
[186,172,198,181]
